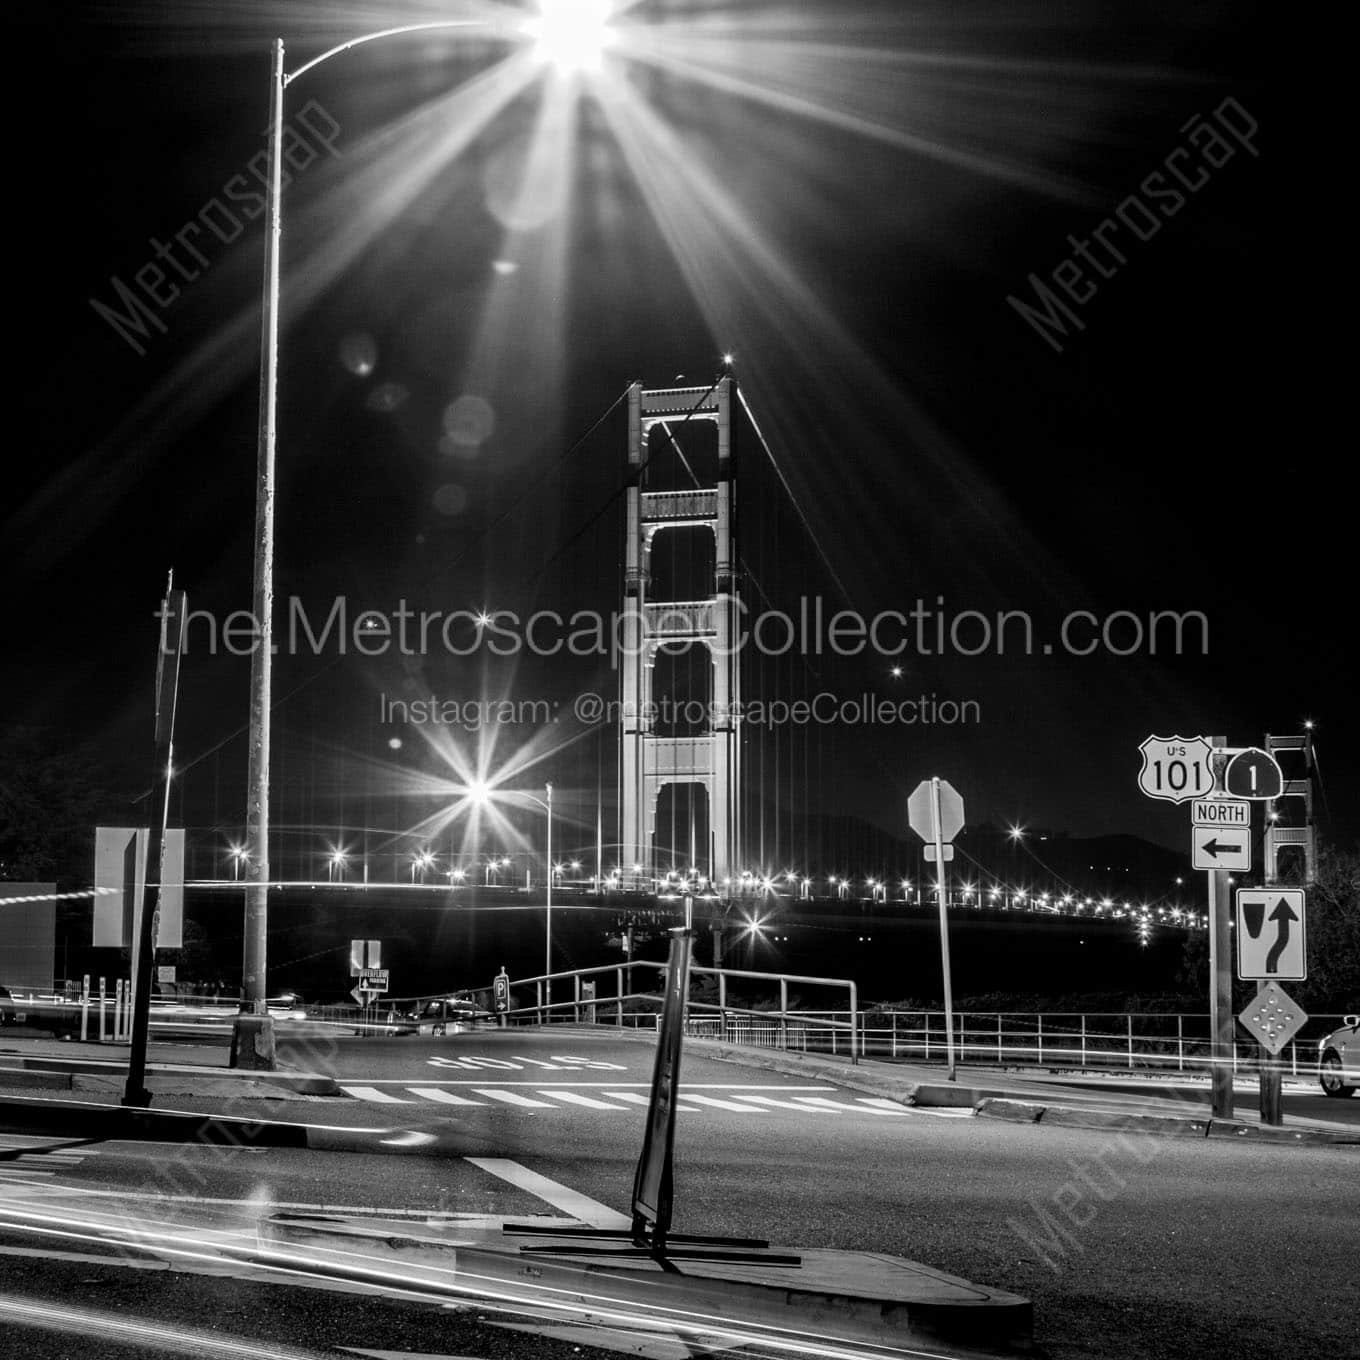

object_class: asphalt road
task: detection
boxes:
[2,1026,1358,1359]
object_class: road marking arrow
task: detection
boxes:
[1265,898,1298,974]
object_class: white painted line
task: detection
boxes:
[740,1095,839,1113]
[681,1095,771,1114]
[339,1085,410,1104]
[793,1096,910,1117]
[475,1089,555,1108]
[599,1091,704,1114]
[348,1079,837,1089]
[466,1157,630,1229]
[0,1169,54,1178]
[543,1091,629,1111]
[860,1097,973,1118]
[405,1088,487,1107]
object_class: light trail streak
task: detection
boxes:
[0,1196,967,1359]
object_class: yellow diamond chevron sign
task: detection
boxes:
[1237,982,1308,1056]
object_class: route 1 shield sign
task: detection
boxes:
[1137,736,1214,804]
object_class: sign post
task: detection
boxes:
[1237,889,1307,1127]
[1205,738,1235,1121]
[908,777,965,1081]
[123,578,186,1109]
[1139,735,1233,1119]
[631,927,693,1251]
[494,968,510,1027]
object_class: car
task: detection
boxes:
[414,995,491,1031]
[0,984,14,1025]
[1318,1015,1360,1097]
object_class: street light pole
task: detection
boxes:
[545,782,554,1015]
[237,21,497,1068]
[234,37,285,1067]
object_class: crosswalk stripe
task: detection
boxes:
[793,1096,910,1116]
[544,1091,629,1111]
[741,1094,839,1113]
[600,1091,704,1113]
[0,1169,55,1178]
[680,1094,771,1113]
[476,1089,556,1108]
[407,1088,487,1106]
[339,1085,409,1103]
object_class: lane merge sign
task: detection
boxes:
[1192,798,1249,827]
[1236,889,1306,981]
[1192,826,1251,872]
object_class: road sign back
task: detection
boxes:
[1236,889,1306,980]
[908,779,964,843]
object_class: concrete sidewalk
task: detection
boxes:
[687,1039,1360,1145]
[549,1024,1360,1145]
[0,1034,340,1097]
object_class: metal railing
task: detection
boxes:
[493,961,861,1062]
[858,1011,1351,1078]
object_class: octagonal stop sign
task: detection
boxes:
[908,778,965,844]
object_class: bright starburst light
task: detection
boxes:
[528,0,615,75]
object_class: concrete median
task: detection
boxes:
[259,1212,1034,1356]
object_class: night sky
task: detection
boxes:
[3,1,1314,878]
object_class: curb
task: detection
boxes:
[970,1098,1356,1144]
[0,1094,471,1155]
[1,1057,340,1097]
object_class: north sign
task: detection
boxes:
[1191,799,1250,828]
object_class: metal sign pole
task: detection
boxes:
[930,778,957,1081]
[1257,978,1283,1125]
[1206,737,1234,1121]
[631,927,692,1251]
[123,580,186,1109]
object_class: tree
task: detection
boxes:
[1298,847,1360,1013]
[0,727,111,884]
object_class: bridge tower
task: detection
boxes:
[619,379,741,888]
